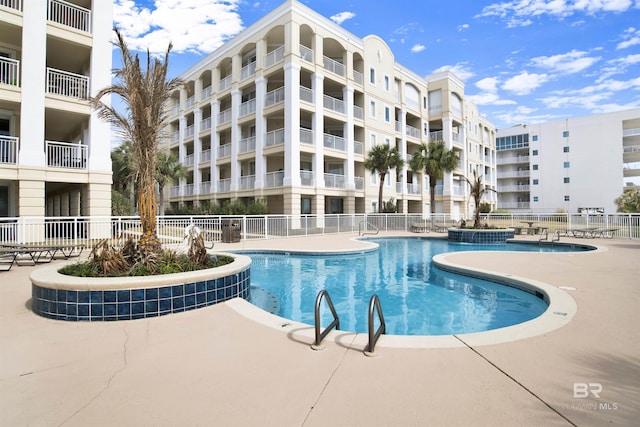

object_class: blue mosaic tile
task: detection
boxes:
[132,302,144,315]
[103,291,116,303]
[131,289,145,301]
[117,290,130,302]
[185,283,196,295]
[90,291,103,303]
[159,299,171,312]
[185,295,195,308]
[145,300,158,313]
[196,281,206,293]
[206,291,216,303]
[91,304,103,318]
[196,293,206,305]
[78,304,89,317]
[145,288,158,300]
[118,303,130,316]
[104,304,117,316]
[159,286,171,299]
[172,297,184,309]
[172,285,184,297]
[206,280,216,291]
[67,303,77,316]
[57,302,67,315]
[57,290,67,302]
[78,291,89,304]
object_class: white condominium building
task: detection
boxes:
[165,0,496,218]
[496,108,640,213]
[0,0,112,220]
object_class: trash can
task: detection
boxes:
[222,219,241,243]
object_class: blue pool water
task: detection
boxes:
[246,238,589,336]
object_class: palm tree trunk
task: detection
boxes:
[138,173,161,253]
[430,182,436,214]
[378,173,385,213]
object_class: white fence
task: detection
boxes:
[0,213,638,246]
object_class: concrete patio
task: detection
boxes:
[1,233,638,426]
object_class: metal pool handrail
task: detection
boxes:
[358,221,379,236]
[366,294,386,355]
[312,290,340,349]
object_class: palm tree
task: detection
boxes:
[410,141,459,214]
[111,140,137,208]
[364,144,404,212]
[465,170,497,228]
[155,150,187,215]
[92,28,183,256]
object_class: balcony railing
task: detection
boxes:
[300,86,313,103]
[434,184,466,196]
[218,178,231,192]
[171,104,179,116]
[240,61,256,80]
[497,170,531,178]
[623,128,640,137]
[239,99,256,116]
[406,124,420,139]
[264,45,284,67]
[497,156,529,165]
[200,149,211,163]
[240,175,255,190]
[266,171,284,188]
[48,0,91,32]
[218,75,232,91]
[265,87,285,107]
[0,0,22,11]
[300,170,314,186]
[324,173,346,189]
[300,128,313,145]
[323,56,345,76]
[353,70,363,85]
[170,131,179,143]
[46,141,87,169]
[500,185,530,192]
[218,144,231,158]
[265,128,285,147]
[354,140,364,155]
[299,45,313,62]
[0,57,19,87]
[200,181,211,194]
[239,136,256,153]
[46,67,89,99]
[200,117,211,132]
[184,124,194,139]
[500,202,531,209]
[353,105,364,120]
[201,85,212,101]
[217,108,231,125]
[185,95,195,109]
[0,136,18,164]
[355,176,364,191]
[429,105,442,116]
[323,133,345,152]
[429,130,444,141]
[184,154,194,166]
[170,186,180,197]
[323,95,345,114]
[183,184,194,196]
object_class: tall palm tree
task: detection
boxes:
[364,144,404,213]
[155,150,187,215]
[92,28,183,255]
[410,141,459,214]
[465,170,497,228]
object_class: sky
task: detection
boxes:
[113,0,640,130]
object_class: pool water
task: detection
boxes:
[246,238,587,336]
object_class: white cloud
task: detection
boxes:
[468,77,517,106]
[597,53,640,82]
[503,71,549,95]
[457,23,470,31]
[411,44,426,53]
[113,0,244,55]
[330,11,356,25]
[530,50,601,74]
[475,77,500,92]
[617,27,640,49]
[431,63,475,81]
[538,76,640,109]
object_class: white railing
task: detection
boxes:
[300,128,313,145]
[218,178,231,192]
[217,108,232,125]
[265,87,285,107]
[406,182,421,195]
[353,70,363,85]
[324,173,346,189]
[353,105,364,120]
[323,56,345,76]
[497,170,531,178]
[429,130,444,141]
[200,149,211,163]
[47,0,91,32]
[500,202,531,209]
[200,181,211,194]
[0,136,18,164]
[184,154,194,166]
[239,136,256,153]
[0,57,19,87]
[324,133,345,151]
[323,95,345,113]
[184,124,194,139]
[171,131,179,143]
[497,156,530,164]
[240,175,255,190]
[200,117,211,132]
[500,185,530,192]
[0,0,22,11]
[623,128,640,137]
[240,61,256,80]
[0,213,637,246]
[239,99,256,116]
[355,177,364,190]
[184,183,194,196]
[300,86,313,103]
[406,124,420,139]
[266,171,284,188]
[46,140,87,169]
[46,67,89,99]
[299,45,313,62]
[218,75,232,91]
[429,105,442,116]
[434,184,466,196]
[217,144,231,158]
[201,85,212,101]
[264,45,284,67]
[300,170,314,186]
[623,145,640,153]
[265,128,285,147]
[171,104,179,116]
[185,95,195,109]
[170,186,180,197]
[354,140,364,155]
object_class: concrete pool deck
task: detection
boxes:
[1,233,638,426]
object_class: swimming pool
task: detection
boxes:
[246,238,590,336]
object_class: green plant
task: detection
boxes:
[465,171,497,229]
[246,199,268,215]
[410,141,458,214]
[615,189,640,213]
[381,198,397,213]
[365,144,404,213]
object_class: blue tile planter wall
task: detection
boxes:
[448,228,515,244]
[29,253,251,321]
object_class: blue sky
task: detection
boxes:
[114,0,640,130]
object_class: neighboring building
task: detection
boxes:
[0,1,113,221]
[496,108,640,213]
[164,0,496,218]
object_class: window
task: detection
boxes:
[564,177,570,183]
[532,135,538,141]
[533,179,539,185]
[564,161,570,168]
[369,67,376,84]
[370,100,376,118]
[564,195,570,201]
[532,150,538,156]
[384,75,390,91]
[423,96,427,109]
[532,164,539,170]
[563,146,570,153]
[385,137,391,146]
[533,196,539,202]
[563,131,570,137]
[371,133,377,146]
[384,106,390,123]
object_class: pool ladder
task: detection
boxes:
[358,221,379,236]
[312,290,386,355]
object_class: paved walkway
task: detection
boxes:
[1,233,639,426]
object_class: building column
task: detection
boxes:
[283,62,301,187]
[210,100,220,194]
[254,76,267,189]
[344,86,355,190]
[70,190,81,216]
[193,108,202,194]
[312,72,324,188]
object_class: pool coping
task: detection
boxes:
[228,236,600,349]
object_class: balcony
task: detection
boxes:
[324,173,346,189]
[170,131,179,144]
[239,136,256,153]
[170,186,179,197]
[218,144,231,158]
[0,136,18,165]
[48,0,91,32]
[395,122,421,139]
[184,124,194,139]
[499,185,530,192]
[239,99,256,116]
[265,128,285,147]
[300,170,314,186]
[300,128,313,145]
[218,178,231,192]
[184,154,194,166]
[0,57,20,87]
[434,184,466,196]
[323,56,345,77]
[46,140,87,169]
[217,109,231,125]
[201,85,212,101]
[300,86,313,103]
[299,45,313,63]
[499,202,530,209]
[266,171,284,188]
[218,75,232,92]
[323,95,345,114]
[354,140,363,155]
[497,170,530,178]
[240,61,256,80]
[200,117,211,132]
[183,184,194,196]
[497,156,529,165]
[185,95,195,109]
[1,0,21,11]
[46,67,89,99]
[240,175,255,190]
[355,176,364,191]
[623,128,640,137]
[265,87,284,107]
[429,130,443,141]
[200,181,211,194]
[200,149,211,163]
[353,105,363,120]
[353,70,363,85]
[264,45,284,68]
[323,133,345,152]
